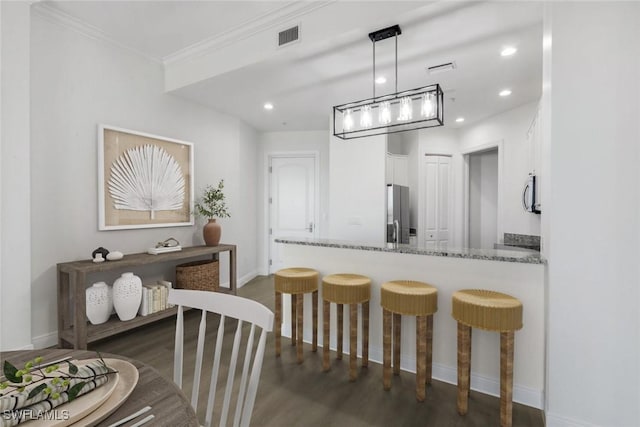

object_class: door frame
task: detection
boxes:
[418,152,454,248]
[461,140,504,248]
[264,151,320,274]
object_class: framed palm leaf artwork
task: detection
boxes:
[98,124,194,230]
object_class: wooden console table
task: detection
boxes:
[57,245,236,349]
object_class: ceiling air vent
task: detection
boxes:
[427,62,457,75]
[278,25,299,47]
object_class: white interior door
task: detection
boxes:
[423,155,451,249]
[269,156,316,273]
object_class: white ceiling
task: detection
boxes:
[46,1,287,60]
[39,1,543,133]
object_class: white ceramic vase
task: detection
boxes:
[85,281,112,325]
[112,272,142,321]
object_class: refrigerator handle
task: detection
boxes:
[393,220,400,243]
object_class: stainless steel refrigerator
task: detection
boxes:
[386,184,410,244]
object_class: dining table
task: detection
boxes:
[1,349,198,426]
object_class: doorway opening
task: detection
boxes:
[463,142,503,249]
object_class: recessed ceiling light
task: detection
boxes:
[375,76,387,84]
[501,46,517,57]
[499,89,512,97]
[455,117,465,123]
[263,102,274,110]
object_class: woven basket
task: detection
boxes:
[175,260,219,292]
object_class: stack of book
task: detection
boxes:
[138,280,174,316]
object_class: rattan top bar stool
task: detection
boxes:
[274,268,319,364]
[452,289,523,427]
[322,273,371,381]
[381,280,438,402]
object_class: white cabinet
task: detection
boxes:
[525,103,544,179]
[525,104,543,212]
[386,153,409,186]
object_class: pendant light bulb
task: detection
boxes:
[379,101,391,125]
[343,109,354,131]
[360,105,372,128]
[398,96,413,121]
[421,93,435,118]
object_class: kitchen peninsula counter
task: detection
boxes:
[275,238,545,264]
[275,237,546,410]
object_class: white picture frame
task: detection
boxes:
[98,124,195,230]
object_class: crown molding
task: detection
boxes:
[31,2,163,64]
[163,0,336,66]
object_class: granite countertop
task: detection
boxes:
[275,237,546,264]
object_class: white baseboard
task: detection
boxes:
[220,270,258,290]
[32,331,57,349]
[16,343,35,350]
[241,270,259,287]
[545,412,600,427]
[281,329,543,410]
[429,362,543,410]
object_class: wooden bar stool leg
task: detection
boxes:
[291,294,297,346]
[457,322,471,415]
[337,304,344,360]
[349,304,358,381]
[275,290,281,357]
[468,328,472,397]
[426,314,433,385]
[416,315,427,402]
[362,301,369,368]
[312,290,318,352]
[500,331,515,427]
[383,308,392,390]
[323,300,330,372]
[296,293,304,364]
[393,313,401,375]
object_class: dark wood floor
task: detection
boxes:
[91,275,544,427]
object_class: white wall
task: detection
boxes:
[459,102,540,240]
[235,122,259,279]
[545,3,640,426]
[29,13,259,347]
[0,1,32,351]
[387,133,410,155]
[257,130,329,274]
[540,7,552,258]
[329,133,386,243]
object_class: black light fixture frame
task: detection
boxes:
[332,24,445,140]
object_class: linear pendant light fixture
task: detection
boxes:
[333,25,444,140]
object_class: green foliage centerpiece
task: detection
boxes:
[195,180,230,246]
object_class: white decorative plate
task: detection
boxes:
[68,359,138,427]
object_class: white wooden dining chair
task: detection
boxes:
[168,289,274,427]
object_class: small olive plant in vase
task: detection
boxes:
[195,179,230,246]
